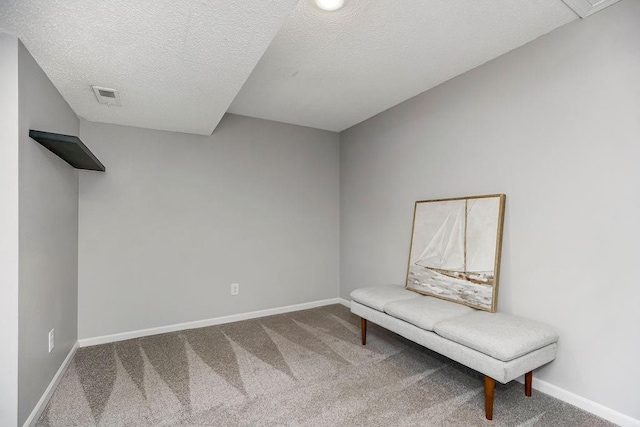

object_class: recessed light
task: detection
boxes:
[314,0,345,11]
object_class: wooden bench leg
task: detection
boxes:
[525,371,532,397]
[361,318,367,345]
[485,376,495,420]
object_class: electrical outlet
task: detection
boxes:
[48,329,55,353]
[231,283,239,296]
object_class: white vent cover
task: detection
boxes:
[92,86,121,106]
[562,0,620,18]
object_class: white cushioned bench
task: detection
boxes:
[350,285,559,420]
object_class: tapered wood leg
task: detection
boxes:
[485,376,495,420]
[525,371,532,397]
[361,318,367,345]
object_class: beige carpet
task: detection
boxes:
[37,304,612,426]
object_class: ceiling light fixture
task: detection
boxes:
[314,0,345,11]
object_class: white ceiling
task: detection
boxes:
[0,0,297,135]
[0,0,580,135]
[229,0,578,131]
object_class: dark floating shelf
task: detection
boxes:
[29,130,105,172]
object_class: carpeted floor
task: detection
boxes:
[37,304,612,426]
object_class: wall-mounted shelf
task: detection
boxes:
[29,130,105,172]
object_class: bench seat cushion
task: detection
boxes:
[384,296,475,331]
[434,311,559,362]
[350,285,420,312]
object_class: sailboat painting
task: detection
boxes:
[406,194,506,312]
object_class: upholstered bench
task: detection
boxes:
[350,285,559,420]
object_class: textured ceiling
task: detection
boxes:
[1,0,580,135]
[229,0,578,131]
[0,0,297,135]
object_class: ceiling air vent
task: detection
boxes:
[92,86,121,106]
[561,0,620,17]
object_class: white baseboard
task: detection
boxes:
[516,375,639,427]
[78,297,344,347]
[338,297,351,308]
[24,341,78,427]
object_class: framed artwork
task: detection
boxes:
[406,194,506,312]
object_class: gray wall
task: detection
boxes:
[78,115,340,339]
[340,0,640,420]
[0,33,20,427]
[18,41,79,424]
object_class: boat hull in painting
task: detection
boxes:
[407,265,493,310]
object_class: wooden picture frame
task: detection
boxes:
[405,194,506,312]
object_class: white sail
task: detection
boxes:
[415,204,465,272]
[442,203,465,271]
[414,212,450,269]
[465,198,499,273]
